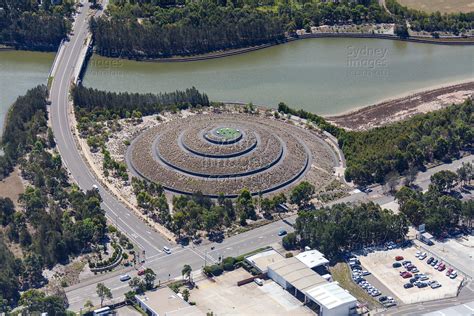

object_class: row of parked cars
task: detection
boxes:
[349,260,397,307]
[425,255,458,279]
[393,255,442,289]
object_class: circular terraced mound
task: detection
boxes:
[127,113,337,197]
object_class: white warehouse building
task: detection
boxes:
[247,249,357,316]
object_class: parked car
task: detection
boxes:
[163,246,172,254]
[278,229,287,236]
[362,271,371,276]
[119,274,131,282]
[434,262,440,269]
[254,278,263,286]
[427,257,434,264]
[417,282,428,288]
[393,262,402,268]
[412,268,419,273]
[438,264,446,272]
[431,282,441,289]
[418,253,427,260]
[395,256,404,261]
[402,260,411,266]
[446,268,454,276]
[431,259,438,266]
[404,283,414,289]
[450,271,458,279]
[137,268,145,276]
[400,271,412,278]
[379,296,388,302]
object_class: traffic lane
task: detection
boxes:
[204,219,295,260]
[67,248,206,311]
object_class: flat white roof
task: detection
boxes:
[305,282,357,310]
[295,250,329,269]
[246,249,285,273]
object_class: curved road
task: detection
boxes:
[49,1,168,257]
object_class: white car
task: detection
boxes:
[254,278,263,286]
[163,246,171,254]
[120,274,131,282]
[450,271,458,279]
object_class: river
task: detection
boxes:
[83,38,474,115]
[0,50,54,132]
[1,38,473,133]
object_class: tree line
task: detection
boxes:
[340,99,473,186]
[0,0,73,50]
[0,87,108,312]
[91,0,391,58]
[278,98,473,186]
[294,202,408,258]
[0,85,49,179]
[396,166,473,235]
[72,85,209,120]
[386,0,474,35]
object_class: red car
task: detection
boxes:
[438,265,446,272]
[137,268,145,276]
[446,268,453,276]
[395,256,404,261]
[400,271,412,278]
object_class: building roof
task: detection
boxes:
[268,257,326,292]
[423,301,474,316]
[135,287,204,316]
[245,249,285,273]
[422,232,434,239]
[295,250,329,269]
[305,282,357,310]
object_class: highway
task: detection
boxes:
[45,1,474,312]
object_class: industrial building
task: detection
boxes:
[246,248,357,316]
[135,287,204,316]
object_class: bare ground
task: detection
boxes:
[0,166,25,206]
[327,81,473,131]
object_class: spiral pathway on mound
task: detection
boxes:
[127,113,334,197]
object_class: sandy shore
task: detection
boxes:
[327,81,473,131]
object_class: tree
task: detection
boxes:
[144,269,156,290]
[182,289,190,302]
[394,22,410,38]
[0,197,15,226]
[84,300,94,311]
[290,181,315,207]
[430,170,458,192]
[457,162,473,186]
[385,171,400,195]
[236,189,256,221]
[96,283,112,307]
[282,232,297,250]
[182,264,192,283]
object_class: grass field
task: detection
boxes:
[329,262,381,309]
[216,127,240,140]
[397,0,474,13]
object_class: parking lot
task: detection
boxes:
[417,235,474,279]
[358,247,461,304]
[190,268,313,315]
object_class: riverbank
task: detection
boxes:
[327,81,474,131]
[91,33,474,63]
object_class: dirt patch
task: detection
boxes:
[397,0,474,14]
[327,81,473,131]
[0,166,25,206]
